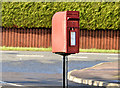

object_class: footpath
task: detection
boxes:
[68,61,120,87]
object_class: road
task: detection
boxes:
[0,51,119,87]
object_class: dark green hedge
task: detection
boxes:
[2,2,120,30]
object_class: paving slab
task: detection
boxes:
[68,61,120,87]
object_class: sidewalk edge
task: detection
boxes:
[68,62,120,87]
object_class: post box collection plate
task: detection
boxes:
[70,32,76,46]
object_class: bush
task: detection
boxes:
[2,2,120,30]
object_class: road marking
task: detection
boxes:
[78,53,119,56]
[68,56,88,58]
[6,83,23,86]
[0,81,23,86]
[107,57,119,59]
[0,51,18,53]
[17,55,44,57]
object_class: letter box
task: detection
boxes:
[52,11,79,54]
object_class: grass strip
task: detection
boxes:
[0,46,52,51]
[79,49,120,53]
[0,46,119,53]
[113,75,120,79]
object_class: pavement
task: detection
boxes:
[68,61,120,87]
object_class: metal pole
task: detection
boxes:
[66,56,68,88]
[63,55,68,88]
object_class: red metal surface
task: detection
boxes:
[52,11,79,54]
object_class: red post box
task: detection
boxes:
[52,11,79,54]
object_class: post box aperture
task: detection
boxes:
[52,11,79,54]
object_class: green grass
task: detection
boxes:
[79,48,120,53]
[113,75,120,79]
[0,46,52,51]
[0,46,119,53]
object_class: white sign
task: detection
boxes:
[71,32,76,46]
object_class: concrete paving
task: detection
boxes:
[68,61,120,87]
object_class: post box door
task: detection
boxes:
[67,27,79,53]
[67,20,79,53]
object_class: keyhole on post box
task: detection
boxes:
[70,27,74,30]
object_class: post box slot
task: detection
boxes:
[67,17,79,20]
[70,27,75,30]
[67,27,79,29]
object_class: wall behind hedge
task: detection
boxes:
[2,2,120,30]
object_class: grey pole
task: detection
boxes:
[63,55,68,88]
[65,56,68,88]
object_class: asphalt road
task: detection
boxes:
[0,51,119,87]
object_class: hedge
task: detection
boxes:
[2,2,120,30]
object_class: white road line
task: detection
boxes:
[0,51,18,53]
[6,83,23,86]
[0,81,23,86]
[68,56,88,58]
[78,53,119,55]
[107,57,119,59]
[17,55,44,57]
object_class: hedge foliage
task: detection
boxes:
[2,2,120,30]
